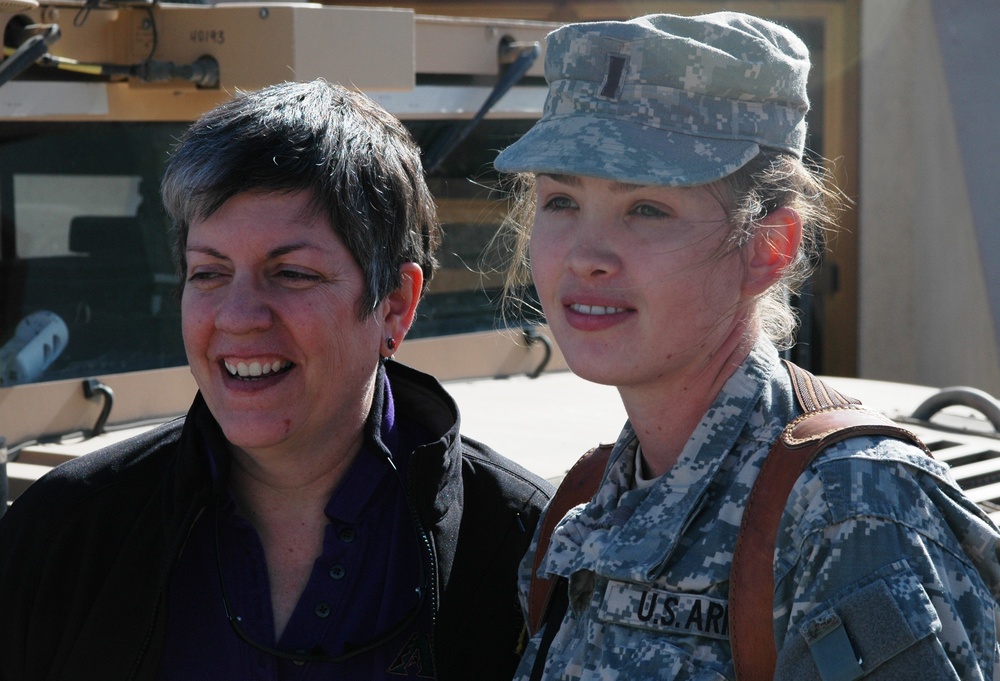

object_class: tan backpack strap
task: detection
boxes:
[784,359,861,410]
[729,362,929,680]
[527,444,613,635]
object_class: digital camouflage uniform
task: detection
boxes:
[515,342,1000,680]
[494,12,1000,680]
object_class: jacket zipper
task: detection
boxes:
[405,463,439,674]
[127,503,208,680]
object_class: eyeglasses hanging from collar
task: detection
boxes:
[212,456,429,664]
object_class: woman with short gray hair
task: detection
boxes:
[0,79,552,680]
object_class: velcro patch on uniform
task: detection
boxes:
[597,580,729,640]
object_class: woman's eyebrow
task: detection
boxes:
[186,243,314,260]
[186,245,228,260]
[540,173,646,195]
[608,181,645,194]
[539,173,582,187]
[268,243,311,259]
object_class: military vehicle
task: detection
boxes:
[3,0,1000,524]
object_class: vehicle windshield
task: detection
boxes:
[0,123,186,385]
[0,119,538,386]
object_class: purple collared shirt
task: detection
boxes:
[158,375,435,680]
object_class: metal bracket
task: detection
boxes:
[82,378,115,437]
[911,387,1000,433]
[522,325,552,379]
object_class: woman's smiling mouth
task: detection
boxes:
[568,303,629,316]
[223,359,294,379]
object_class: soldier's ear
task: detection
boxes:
[742,207,801,298]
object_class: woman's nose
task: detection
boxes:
[566,214,622,278]
[214,276,273,333]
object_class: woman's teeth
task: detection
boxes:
[570,303,626,315]
[224,360,290,378]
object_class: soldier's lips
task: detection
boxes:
[568,303,629,316]
[563,301,635,331]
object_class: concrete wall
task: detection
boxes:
[858,0,1000,393]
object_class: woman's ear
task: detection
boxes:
[379,263,424,357]
[742,207,802,298]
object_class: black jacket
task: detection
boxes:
[0,361,552,680]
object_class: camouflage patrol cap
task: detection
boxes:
[494,12,810,186]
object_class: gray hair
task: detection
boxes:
[161,79,439,317]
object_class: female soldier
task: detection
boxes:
[495,12,1000,680]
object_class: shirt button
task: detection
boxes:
[315,602,331,618]
[339,527,356,543]
[329,564,346,580]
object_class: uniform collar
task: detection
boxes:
[544,340,783,583]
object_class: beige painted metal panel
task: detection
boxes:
[0,366,197,447]
[4,4,417,91]
[0,5,556,120]
[126,4,415,92]
[395,326,569,382]
[859,0,1000,394]
[0,326,563,449]
[414,14,551,77]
